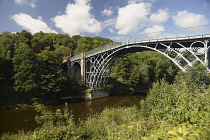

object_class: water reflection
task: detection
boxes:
[0,95,145,135]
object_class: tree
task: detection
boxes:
[92,36,112,48]
[36,47,68,98]
[0,32,15,86]
[74,36,113,55]
[54,45,72,59]
[175,63,210,91]
[32,42,55,53]
[74,37,93,54]
[15,30,32,47]
[12,43,38,96]
[108,51,180,91]
[0,32,15,60]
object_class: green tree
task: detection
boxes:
[36,47,68,98]
[74,36,113,55]
[0,32,15,60]
[12,43,38,96]
[92,36,113,48]
[0,32,15,86]
[31,31,46,47]
[140,64,210,125]
[15,30,32,47]
[108,51,179,92]
[54,45,72,59]
[52,34,74,49]
[74,37,93,54]
[175,63,210,91]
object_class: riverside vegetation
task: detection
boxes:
[0,31,112,108]
[1,30,209,139]
[1,64,210,139]
[0,30,178,109]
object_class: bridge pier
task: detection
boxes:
[81,52,86,85]
[85,90,109,100]
[67,52,87,84]
[204,40,210,69]
[67,62,81,81]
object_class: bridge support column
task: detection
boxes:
[204,40,209,69]
[67,62,71,79]
[81,52,86,85]
[67,62,81,81]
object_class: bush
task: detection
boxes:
[78,106,140,139]
[139,64,210,139]
[32,103,78,140]
[2,64,210,140]
[140,64,210,124]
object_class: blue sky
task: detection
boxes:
[0,0,210,40]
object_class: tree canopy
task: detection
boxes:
[106,51,180,94]
[0,30,180,104]
[0,30,113,102]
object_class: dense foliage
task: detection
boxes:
[0,30,180,108]
[1,29,210,139]
[0,31,112,108]
[106,51,179,95]
[1,64,210,139]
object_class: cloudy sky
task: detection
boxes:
[0,0,210,40]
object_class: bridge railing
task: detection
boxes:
[128,25,210,43]
[70,24,210,61]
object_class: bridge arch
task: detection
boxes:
[69,40,209,89]
[68,61,81,81]
[68,25,210,89]
[190,41,206,55]
[89,41,207,89]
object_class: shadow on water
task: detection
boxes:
[0,94,146,135]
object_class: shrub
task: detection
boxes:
[78,106,140,139]
[2,64,210,140]
[139,64,210,139]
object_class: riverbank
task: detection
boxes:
[1,88,148,111]
[0,95,146,136]
[0,95,85,111]
[2,77,210,139]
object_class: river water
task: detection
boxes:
[0,95,146,135]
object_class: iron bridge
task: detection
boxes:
[66,25,210,89]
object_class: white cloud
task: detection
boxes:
[129,0,157,4]
[102,18,115,28]
[144,25,165,37]
[108,28,115,34]
[102,18,116,33]
[11,13,57,34]
[150,9,169,23]
[101,8,113,16]
[173,10,208,28]
[144,25,165,33]
[52,0,102,36]
[128,0,143,4]
[15,0,37,8]
[115,2,151,34]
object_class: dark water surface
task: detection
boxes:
[0,95,146,135]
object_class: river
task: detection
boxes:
[0,95,146,135]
